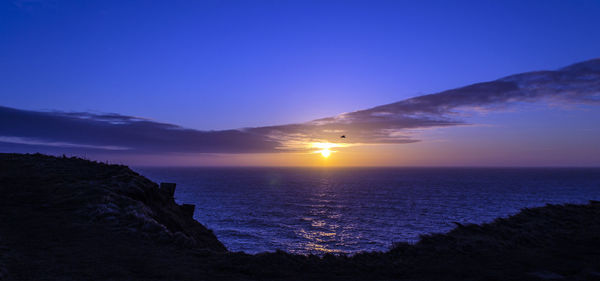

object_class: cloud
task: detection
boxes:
[0,106,279,154]
[1,58,599,155]
[0,136,129,150]
[248,58,600,148]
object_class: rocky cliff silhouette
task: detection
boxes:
[1,153,599,280]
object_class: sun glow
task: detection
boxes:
[310,142,346,158]
[320,149,331,158]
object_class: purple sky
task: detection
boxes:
[1,0,599,166]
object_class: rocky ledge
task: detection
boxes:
[0,153,599,281]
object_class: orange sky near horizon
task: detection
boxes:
[91,107,600,167]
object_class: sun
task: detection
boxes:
[310,142,347,158]
[320,148,331,158]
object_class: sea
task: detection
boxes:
[135,167,600,255]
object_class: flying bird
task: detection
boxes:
[340,135,346,138]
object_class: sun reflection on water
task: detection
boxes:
[291,175,356,254]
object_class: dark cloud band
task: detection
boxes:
[1,58,599,154]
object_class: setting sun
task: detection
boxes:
[2,1,599,278]
[310,142,347,158]
[320,149,331,158]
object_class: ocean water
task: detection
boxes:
[136,167,600,255]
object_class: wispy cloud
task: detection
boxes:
[250,58,600,149]
[0,106,279,154]
[0,136,130,151]
[1,58,599,155]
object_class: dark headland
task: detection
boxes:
[1,154,599,281]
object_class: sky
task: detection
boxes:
[1,0,600,166]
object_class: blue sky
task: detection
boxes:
[2,0,600,129]
[1,0,599,166]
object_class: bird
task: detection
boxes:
[340,135,346,138]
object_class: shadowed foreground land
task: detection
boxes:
[0,154,599,280]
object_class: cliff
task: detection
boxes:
[0,153,599,280]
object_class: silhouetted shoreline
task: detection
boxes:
[1,153,599,280]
